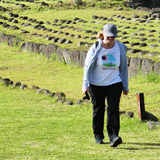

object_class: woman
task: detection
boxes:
[82,23,129,147]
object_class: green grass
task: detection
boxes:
[0,1,160,159]
[0,42,160,160]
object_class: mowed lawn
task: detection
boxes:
[0,43,160,159]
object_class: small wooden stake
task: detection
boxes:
[137,92,146,121]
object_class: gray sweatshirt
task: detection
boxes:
[82,39,129,91]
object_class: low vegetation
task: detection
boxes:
[0,1,160,159]
[0,42,160,159]
[0,0,160,61]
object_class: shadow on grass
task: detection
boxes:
[117,142,160,150]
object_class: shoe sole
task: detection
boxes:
[110,137,122,147]
[96,140,103,144]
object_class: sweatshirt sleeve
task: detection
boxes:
[82,44,96,89]
[119,44,129,91]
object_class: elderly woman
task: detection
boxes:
[82,23,129,147]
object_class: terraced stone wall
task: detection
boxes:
[1,32,160,77]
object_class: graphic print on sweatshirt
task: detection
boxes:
[101,52,116,69]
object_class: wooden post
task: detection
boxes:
[137,92,146,121]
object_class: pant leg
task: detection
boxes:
[105,82,123,141]
[89,84,105,139]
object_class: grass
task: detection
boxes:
[0,1,160,159]
[1,0,160,59]
[0,42,160,159]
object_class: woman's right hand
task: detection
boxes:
[82,88,88,94]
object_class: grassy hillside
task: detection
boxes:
[0,0,160,61]
[0,42,160,160]
[0,1,160,159]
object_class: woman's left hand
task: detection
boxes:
[123,91,128,95]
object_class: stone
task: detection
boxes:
[52,38,59,42]
[65,40,72,44]
[130,42,140,46]
[132,14,139,18]
[58,38,66,44]
[10,25,19,30]
[20,30,29,34]
[140,43,147,47]
[90,37,96,40]
[139,50,149,55]
[126,112,134,118]
[154,61,160,74]
[128,57,142,77]
[36,89,49,94]
[65,101,73,105]
[77,99,84,104]
[150,44,159,48]
[20,84,28,89]
[139,38,147,41]
[61,48,72,64]
[80,51,87,67]
[50,92,55,97]
[31,85,39,90]
[70,50,80,66]
[56,47,65,62]
[123,41,129,44]
[141,59,153,75]
[149,52,160,56]
[54,92,65,98]
[45,44,58,59]
[139,20,146,23]
[8,18,14,22]
[56,98,65,103]
[53,19,58,23]
[85,30,92,33]
[74,35,81,39]
[74,0,83,5]
[13,82,21,87]
[147,121,160,130]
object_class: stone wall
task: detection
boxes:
[1,32,160,77]
[125,0,160,10]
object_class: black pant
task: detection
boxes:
[89,82,123,142]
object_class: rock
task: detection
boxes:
[54,92,65,98]
[10,25,19,30]
[130,42,140,46]
[139,38,147,41]
[150,44,159,48]
[56,98,65,103]
[128,57,142,77]
[119,111,126,115]
[20,84,28,89]
[132,14,139,18]
[65,40,72,44]
[141,59,153,75]
[85,30,92,33]
[147,121,160,130]
[149,52,160,56]
[128,49,141,53]
[31,85,39,90]
[50,92,55,97]
[77,99,84,104]
[139,50,149,55]
[36,89,49,94]
[140,43,147,47]
[126,112,134,118]
[65,101,73,105]
[13,82,21,87]
[92,15,98,19]
[154,61,160,74]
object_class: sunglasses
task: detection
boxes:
[107,36,115,39]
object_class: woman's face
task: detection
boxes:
[103,33,115,44]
